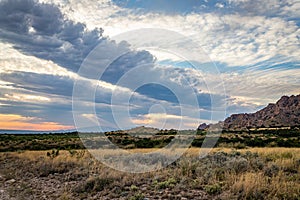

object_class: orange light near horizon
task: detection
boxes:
[0,114,74,131]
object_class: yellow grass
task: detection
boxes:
[231,171,300,199]
[12,147,300,159]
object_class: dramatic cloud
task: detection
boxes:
[0,0,104,72]
[0,0,299,131]
[49,0,300,67]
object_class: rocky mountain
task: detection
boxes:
[198,95,300,131]
[222,95,300,130]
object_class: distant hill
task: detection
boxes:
[126,126,160,135]
[199,94,300,131]
[223,95,300,130]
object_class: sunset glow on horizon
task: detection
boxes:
[0,114,74,131]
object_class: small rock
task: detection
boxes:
[0,189,4,193]
[6,179,16,184]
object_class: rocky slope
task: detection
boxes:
[222,95,300,130]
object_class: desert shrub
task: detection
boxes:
[281,159,300,174]
[202,169,214,184]
[129,192,145,200]
[37,161,76,177]
[130,185,138,191]
[229,150,241,157]
[244,151,259,159]
[263,163,280,177]
[191,139,204,147]
[214,167,227,181]
[208,151,228,166]
[234,142,247,149]
[68,149,85,159]
[155,178,177,189]
[46,149,59,159]
[121,139,134,146]
[226,157,249,174]
[179,158,198,177]
[245,138,265,147]
[296,159,300,167]
[74,177,114,193]
[250,157,265,170]
[205,183,222,195]
[68,149,77,157]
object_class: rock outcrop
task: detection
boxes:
[223,95,300,130]
[200,95,300,131]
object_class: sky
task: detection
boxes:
[0,0,299,131]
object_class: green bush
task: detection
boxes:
[205,183,222,195]
[155,178,177,189]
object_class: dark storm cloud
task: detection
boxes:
[101,50,156,84]
[0,0,105,72]
[0,0,157,79]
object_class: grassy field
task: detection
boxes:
[0,147,299,199]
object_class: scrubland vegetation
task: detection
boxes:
[0,129,299,199]
[0,148,299,199]
[0,128,299,152]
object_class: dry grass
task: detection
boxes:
[1,148,300,199]
[232,171,300,200]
